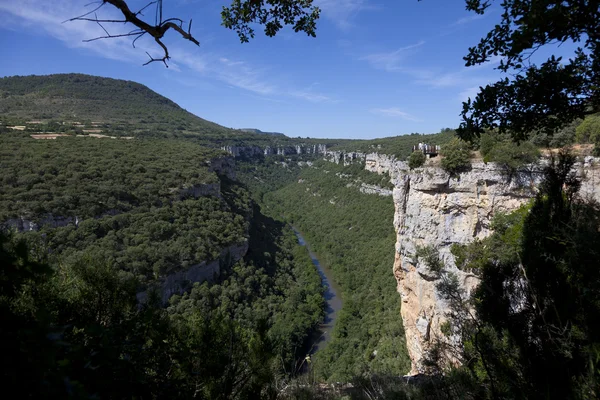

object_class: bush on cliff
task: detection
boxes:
[425,152,600,399]
[408,150,426,169]
[441,138,471,175]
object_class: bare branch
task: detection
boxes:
[94,13,111,37]
[132,32,146,48]
[63,2,106,23]
[82,31,145,43]
[70,18,128,23]
[135,1,157,17]
[68,0,200,67]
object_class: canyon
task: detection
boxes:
[223,144,600,373]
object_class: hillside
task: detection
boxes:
[0,74,239,138]
[240,128,286,136]
[0,74,455,155]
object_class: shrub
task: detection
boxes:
[479,132,497,158]
[575,114,600,143]
[408,150,426,169]
[441,138,471,175]
[486,140,540,177]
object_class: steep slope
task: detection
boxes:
[363,153,600,373]
[262,160,411,380]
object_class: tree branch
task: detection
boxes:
[68,0,200,67]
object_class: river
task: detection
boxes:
[292,227,343,354]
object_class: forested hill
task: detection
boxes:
[0,73,236,139]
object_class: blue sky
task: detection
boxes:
[0,1,528,138]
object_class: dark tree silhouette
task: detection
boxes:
[457,0,600,142]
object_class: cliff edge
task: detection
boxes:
[365,153,600,374]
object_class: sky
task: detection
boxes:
[0,0,560,139]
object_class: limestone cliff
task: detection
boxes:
[363,153,600,374]
[222,143,327,157]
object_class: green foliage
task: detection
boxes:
[0,74,232,138]
[236,156,304,202]
[480,132,540,178]
[328,129,454,160]
[416,246,443,277]
[429,152,600,399]
[576,114,600,145]
[222,0,320,43]
[0,137,253,283]
[344,161,394,189]
[441,138,471,175]
[485,140,540,178]
[1,202,325,398]
[531,118,580,148]
[408,150,426,169]
[262,160,410,381]
[0,136,221,220]
[458,1,600,142]
[478,132,496,157]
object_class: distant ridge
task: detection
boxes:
[240,128,286,137]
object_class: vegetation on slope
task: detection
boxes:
[413,153,600,399]
[1,132,325,398]
[0,136,250,282]
[328,128,455,160]
[262,160,410,381]
[1,205,324,399]
[0,74,231,137]
[0,74,333,149]
[0,136,221,219]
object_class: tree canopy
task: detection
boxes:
[457,0,600,142]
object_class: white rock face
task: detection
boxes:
[362,153,600,374]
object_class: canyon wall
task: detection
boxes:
[136,241,249,304]
[221,143,328,157]
[363,153,600,374]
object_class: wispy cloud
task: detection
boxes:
[291,90,334,103]
[290,83,337,103]
[171,49,277,95]
[0,0,153,63]
[370,108,422,122]
[361,41,425,72]
[451,13,485,26]
[316,0,377,30]
[1,0,336,102]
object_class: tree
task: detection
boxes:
[457,0,600,143]
[441,138,471,175]
[69,0,320,66]
[408,150,426,169]
[576,114,600,143]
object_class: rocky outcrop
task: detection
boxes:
[136,241,249,304]
[323,150,366,165]
[221,145,264,158]
[4,214,79,232]
[358,153,600,374]
[359,183,393,197]
[209,156,236,179]
[179,182,221,199]
[222,143,327,158]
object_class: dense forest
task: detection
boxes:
[3,71,600,399]
[260,160,411,381]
